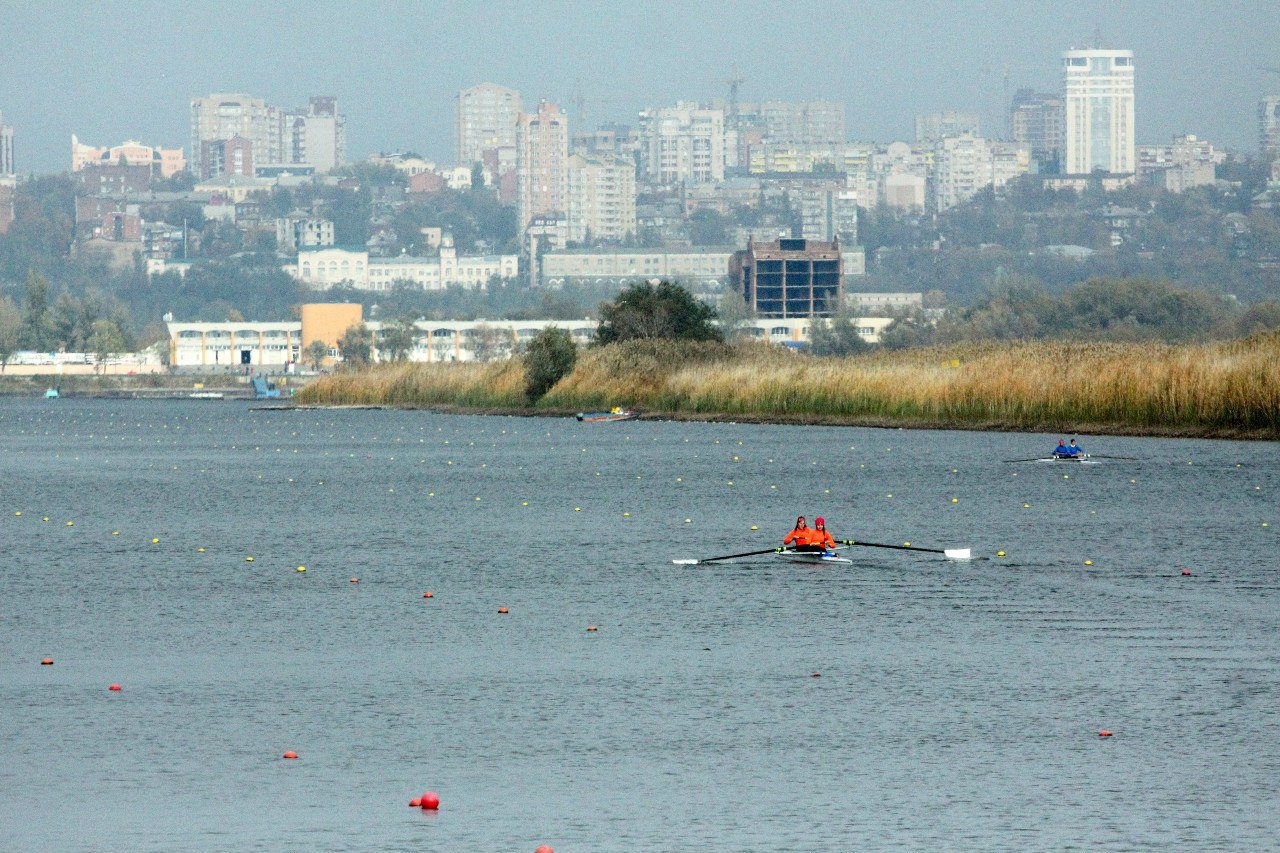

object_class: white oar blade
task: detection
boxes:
[672,559,699,565]
[944,548,971,560]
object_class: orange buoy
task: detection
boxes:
[811,672,821,678]
[420,791,440,810]
[498,606,509,614]
[350,577,359,583]
[586,625,598,632]
[108,684,122,691]
[408,797,422,807]
[1098,730,1113,738]
[40,657,53,665]
[282,750,298,759]
[423,591,434,598]
[536,846,555,853]
[1181,569,1191,576]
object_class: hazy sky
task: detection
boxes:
[4,0,1278,174]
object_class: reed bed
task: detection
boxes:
[297,332,1280,436]
[294,360,527,408]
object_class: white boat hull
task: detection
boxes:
[777,550,853,565]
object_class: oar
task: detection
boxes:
[839,539,971,560]
[673,547,783,566]
[1002,457,1048,463]
[1089,454,1138,460]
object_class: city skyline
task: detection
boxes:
[4,0,1279,175]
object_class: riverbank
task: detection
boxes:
[293,334,1280,439]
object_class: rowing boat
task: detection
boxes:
[776,549,853,565]
[1037,454,1099,464]
[576,409,638,422]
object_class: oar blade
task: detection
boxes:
[944,548,971,560]
[672,559,699,565]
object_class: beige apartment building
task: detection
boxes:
[71,136,186,178]
[457,83,521,165]
[516,100,569,241]
[567,152,636,244]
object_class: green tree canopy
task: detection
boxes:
[595,280,723,345]
[337,323,373,366]
[524,327,577,402]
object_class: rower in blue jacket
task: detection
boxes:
[1052,439,1070,457]
[1066,438,1083,456]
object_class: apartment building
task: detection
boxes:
[637,103,725,186]
[191,93,344,178]
[457,83,521,165]
[1137,134,1221,193]
[516,100,570,244]
[931,134,1031,211]
[0,111,13,176]
[566,152,636,244]
[1260,97,1280,158]
[1010,89,1064,170]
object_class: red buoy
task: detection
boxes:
[420,791,440,810]
[1181,569,1191,576]
[497,606,509,614]
[282,751,298,759]
[108,684,122,691]
[1098,730,1113,738]
[423,591,434,598]
[535,846,555,853]
[40,657,53,665]
[586,625,598,632]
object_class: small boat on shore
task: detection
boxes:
[189,391,225,400]
[576,408,638,422]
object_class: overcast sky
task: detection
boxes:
[4,0,1278,174]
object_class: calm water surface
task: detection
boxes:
[1,399,1277,852]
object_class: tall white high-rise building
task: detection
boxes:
[0,110,13,176]
[1260,97,1280,157]
[457,83,522,165]
[1062,48,1135,175]
[516,100,570,237]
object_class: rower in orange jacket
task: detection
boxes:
[812,517,837,551]
[783,516,814,548]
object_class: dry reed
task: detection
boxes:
[295,333,1280,436]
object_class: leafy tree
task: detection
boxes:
[714,286,754,341]
[595,280,722,345]
[305,339,330,371]
[468,323,511,363]
[524,327,577,402]
[809,297,872,356]
[377,316,420,362]
[0,296,21,370]
[20,271,54,351]
[87,319,127,374]
[337,323,373,365]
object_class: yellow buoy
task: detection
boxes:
[296,566,306,572]
[750,525,758,531]
[997,551,1006,557]
[246,556,254,562]
[951,498,958,503]
[1084,559,1093,566]
[152,538,160,543]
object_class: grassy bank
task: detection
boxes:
[295,334,1280,438]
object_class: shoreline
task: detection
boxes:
[264,401,1280,440]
